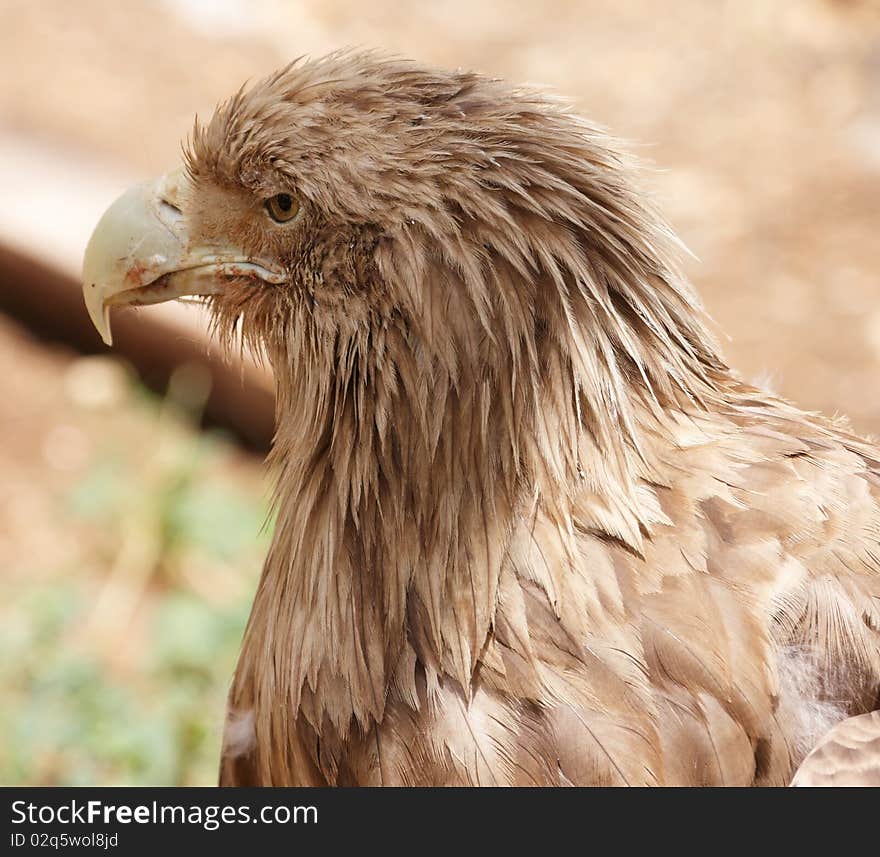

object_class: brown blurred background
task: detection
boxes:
[0,0,878,784]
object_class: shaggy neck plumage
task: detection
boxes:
[236,275,728,752]
[230,120,732,750]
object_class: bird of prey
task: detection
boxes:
[82,51,880,786]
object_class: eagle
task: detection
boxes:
[82,51,880,786]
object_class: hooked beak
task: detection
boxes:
[82,167,285,345]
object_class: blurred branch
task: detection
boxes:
[0,241,275,451]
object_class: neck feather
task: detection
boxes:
[232,126,732,736]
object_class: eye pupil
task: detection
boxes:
[265,192,299,223]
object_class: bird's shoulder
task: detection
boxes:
[478,391,880,784]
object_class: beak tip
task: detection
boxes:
[83,284,114,346]
[95,311,114,347]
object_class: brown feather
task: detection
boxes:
[792,711,880,786]
[170,51,880,785]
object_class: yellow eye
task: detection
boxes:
[265,192,300,223]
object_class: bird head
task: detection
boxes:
[85,53,530,360]
[83,51,724,476]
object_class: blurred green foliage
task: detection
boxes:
[0,376,270,785]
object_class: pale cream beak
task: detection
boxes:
[82,167,285,345]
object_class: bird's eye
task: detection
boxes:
[265,193,300,223]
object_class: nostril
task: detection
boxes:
[155,167,189,218]
[159,197,183,216]
[157,197,184,230]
